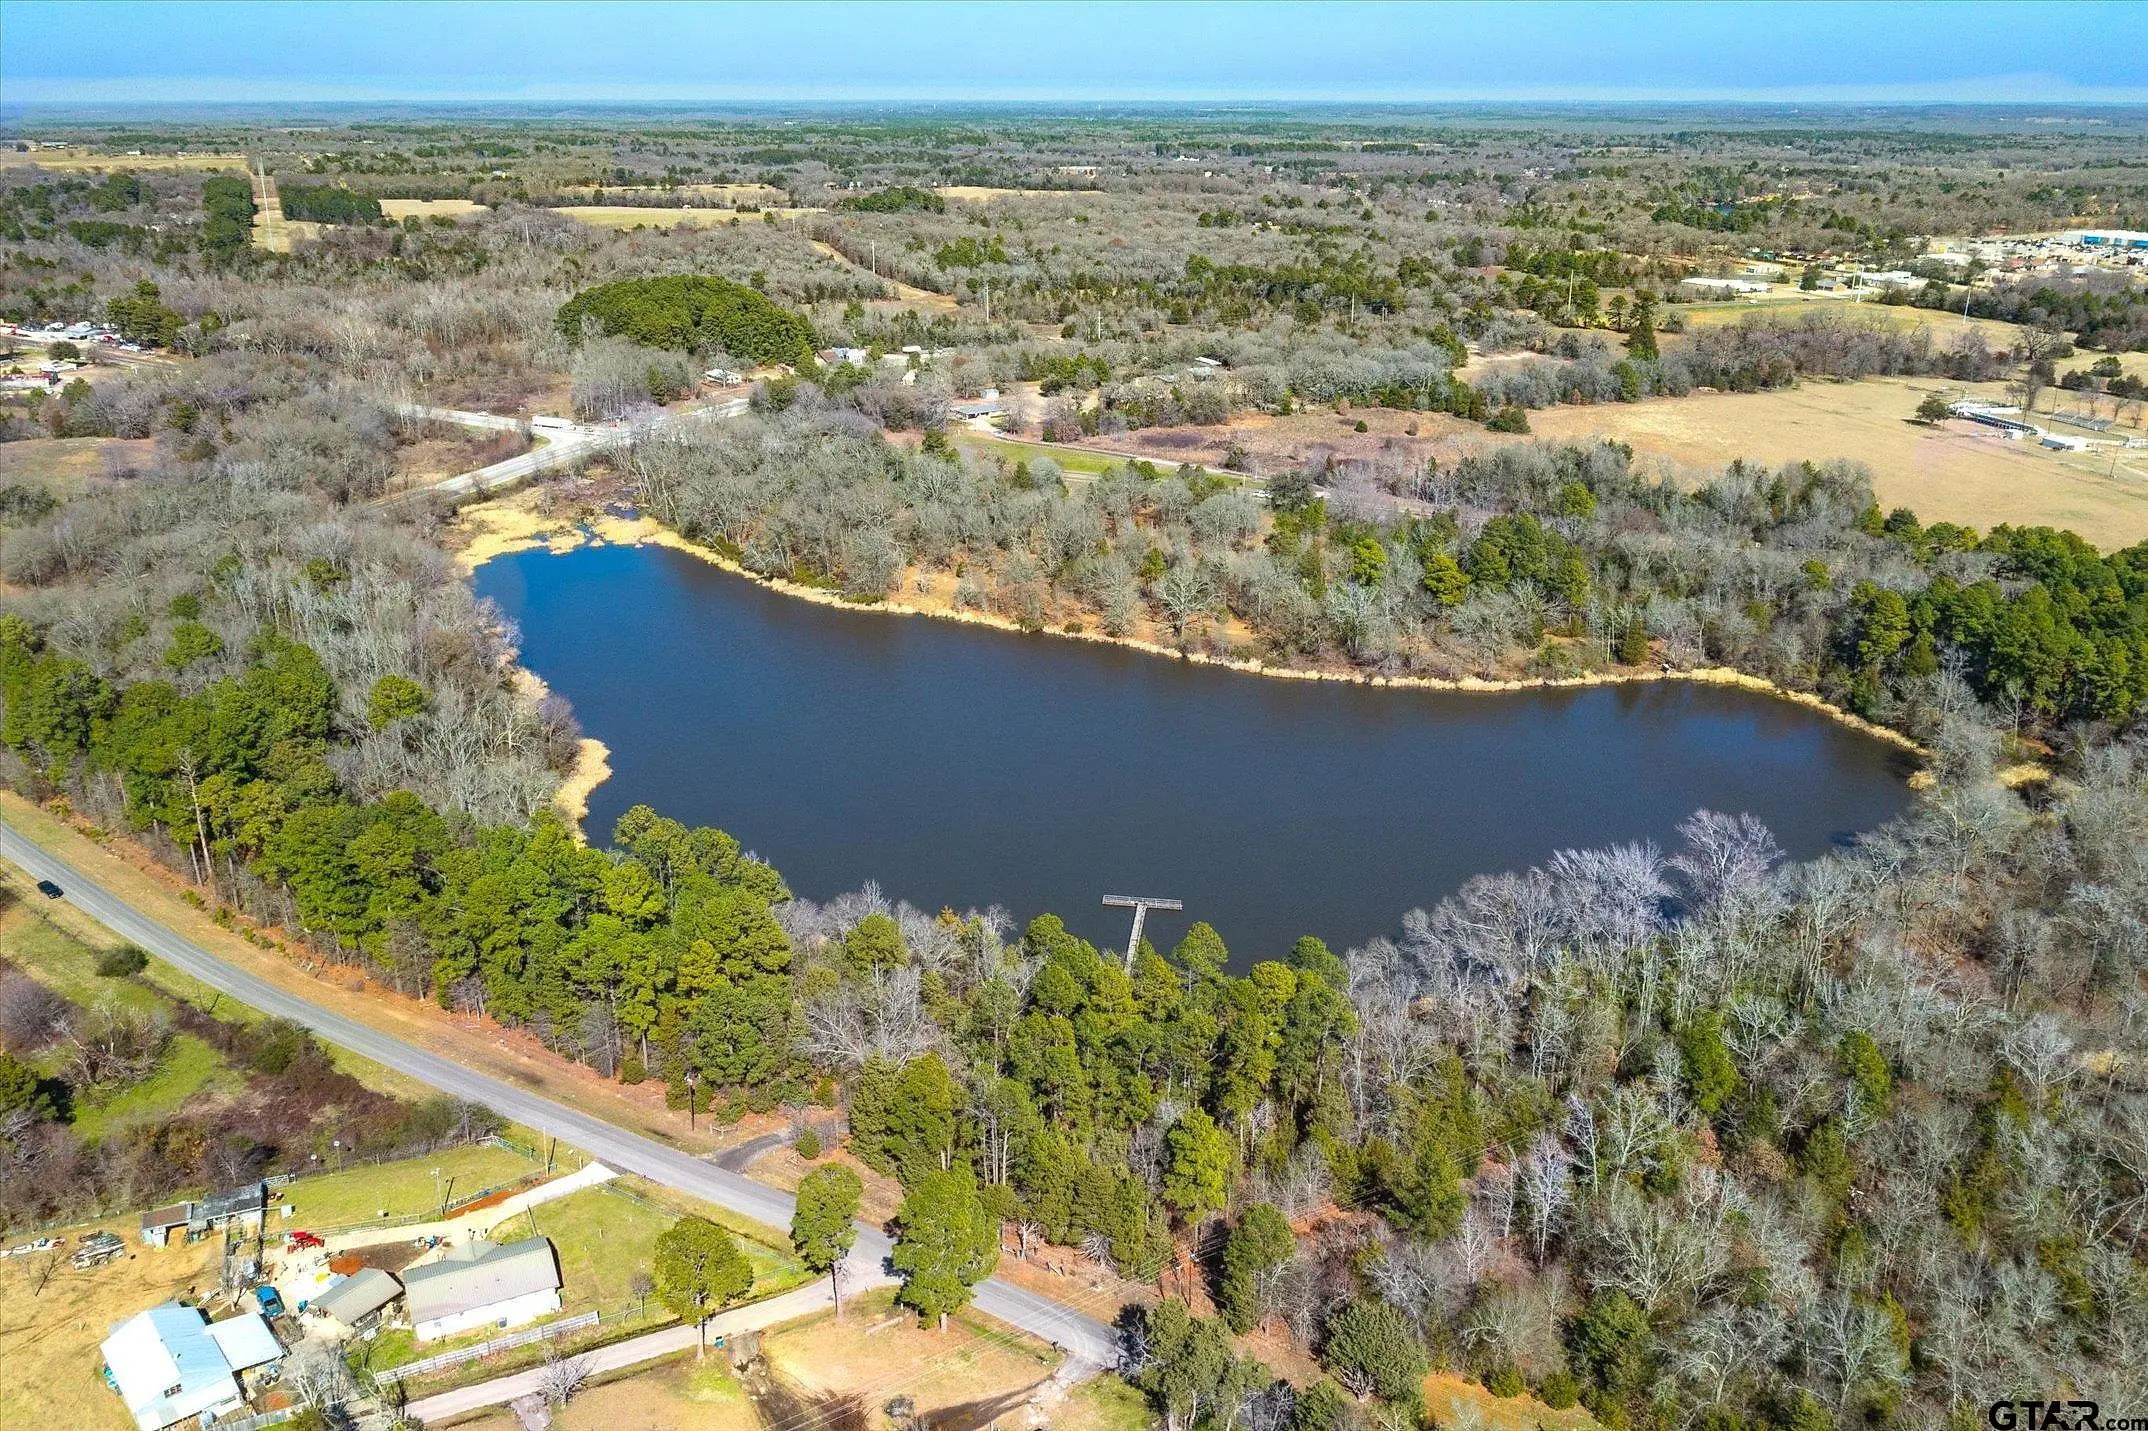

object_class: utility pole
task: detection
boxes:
[1102,895,1183,972]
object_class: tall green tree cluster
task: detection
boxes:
[556,274,817,366]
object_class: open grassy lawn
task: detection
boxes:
[952,430,1132,478]
[1515,375,2148,550]
[0,1217,224,1431]
[1,898,167,1012]
[65,1033,240,1142]
[277,1141,543,1232]
[519,1180,806,1325]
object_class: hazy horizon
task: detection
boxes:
[3,0,2145,106]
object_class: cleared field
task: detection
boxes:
[558,184,789,207]
[277,1141,544,1231]
[805,239,957,311]
[1517,375,2148,549]
[526,1179,808,1322]
[1424,1372,1602,1431]
[0,1216,223,1431]
[380,198,490,220]
[935,185,1083,202]
[952,430,1135,478]
[551,205,821,229]
[1673,297,2030,348]
[0,148,247,173]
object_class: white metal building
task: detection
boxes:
[100,1304,282,1431]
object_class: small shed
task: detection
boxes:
[310,1267,404,1338]
[138,1204,190,1249]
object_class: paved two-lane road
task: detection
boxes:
[0,820,1120,1371]
[388,395,751,502]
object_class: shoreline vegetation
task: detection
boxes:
[453,490,1927,836]
[510,667,615,837]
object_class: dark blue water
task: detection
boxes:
[476,543,1914,959]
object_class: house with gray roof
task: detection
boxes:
[400,1236,562,1341]
[308,1266,404,1338]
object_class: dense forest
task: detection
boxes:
[629,411,2148,730]
[277,184,385,225]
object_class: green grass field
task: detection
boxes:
[525,1179,809,1322]
[66,1033,240,1141]
[278,1141,543,1230]
[953,431,1133,477]
[0,850,437,1102]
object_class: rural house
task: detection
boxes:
[400,1236,562,1341]
[100,1304,283,1431]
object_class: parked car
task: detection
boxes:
[254,1285,286,1318]
[34,879,62,899]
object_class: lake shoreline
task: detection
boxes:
[455,495,1925,833]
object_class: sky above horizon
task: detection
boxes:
[2,1,2145,107]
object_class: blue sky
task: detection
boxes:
[3,1,2145,106]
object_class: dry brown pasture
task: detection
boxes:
[0,436,158,496]
[550,206,822,230]
[1518,375,2148,549]
[379,198,490,221]
[448,1286,1131,1431]
[0,148,247,173]
[0,1225,223,1431]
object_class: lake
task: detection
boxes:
[476,542,1915,959]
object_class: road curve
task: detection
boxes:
[0,819,1122,1369]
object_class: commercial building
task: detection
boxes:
[1680,276,1772,297]
[400,1236,562,1341]
[101,1304,283,1431]
[2063,230,2148,250]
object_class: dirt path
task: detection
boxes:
[808,240,958,312]
[250,164,288,253]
